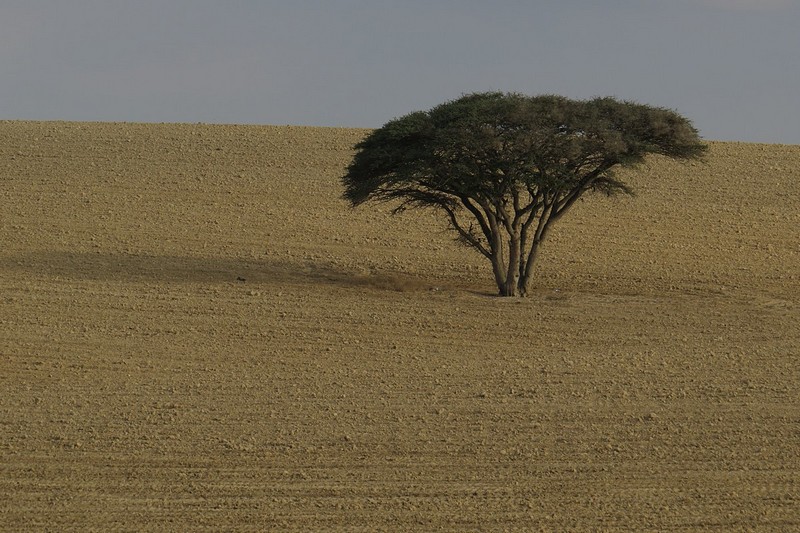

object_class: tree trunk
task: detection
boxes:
[494,262,512,296]
[516,277,529,298]
[490,244,507,295]
[491,227,525,297]
[500,277,519,297]
[488,206,556,297]
[504,233,522,297]
[515,231,546,297]
[491,232,545,297]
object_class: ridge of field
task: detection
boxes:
[1,121,798,531]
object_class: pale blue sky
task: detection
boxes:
[2,0,799,143]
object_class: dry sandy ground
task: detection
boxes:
[1,121,798,531]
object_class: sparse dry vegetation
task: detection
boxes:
[1,121,798,530]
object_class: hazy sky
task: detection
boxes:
[2,0,799,143]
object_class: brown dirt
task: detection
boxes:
[1,121,798,531]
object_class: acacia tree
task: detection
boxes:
[342,92,705,297]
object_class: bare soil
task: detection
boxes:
[1,121,798,531]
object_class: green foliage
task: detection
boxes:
[344,92,704,208]
[342,92,706,296]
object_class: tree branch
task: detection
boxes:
[441,204,492,258]
[520,200,555,285]
[518,196,543,276]
[551,161,615,222]
[458,195,493,246]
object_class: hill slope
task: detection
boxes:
[1,121,798,530]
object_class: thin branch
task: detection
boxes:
[551,161,615,221]
[511,186,522,215]
[441,205,492,258]
[492,198,514,234]
[458,195,493,245]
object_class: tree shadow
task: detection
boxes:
[0,250,442,293]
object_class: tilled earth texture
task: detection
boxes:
[1,121,799,532]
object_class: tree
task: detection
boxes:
[342,92,706,297]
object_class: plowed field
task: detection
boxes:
[1,121,798,531]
